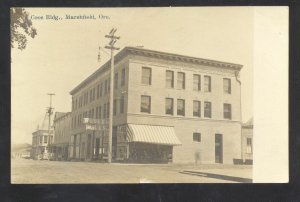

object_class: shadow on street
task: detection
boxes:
[180,170,252,183]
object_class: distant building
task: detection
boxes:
[69,47,243,164]
[31,116,54,160]
[242,118,253,163]
[51,112,71,161]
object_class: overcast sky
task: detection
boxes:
[11,7,254,144]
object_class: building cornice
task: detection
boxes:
[70,47,243,95]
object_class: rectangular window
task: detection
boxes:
[113,99,117,116]
[177,99,185,116]
[223,103,232,120]
[99,106,102,119]
[121,68,125,86]
[142,67,151,85]
[108,79,110,92]
[193,74,201,91]
[39,136,42,144]
[114,73,118,89]
[141,95,151,113]
[96,84,100,99]
[103,103,106,118]
[104,80,108,94]
[204,76,211,92]
[44,136,48,144]
[91,108,95,119]
[100,83,103,97]
[165,98,174,115]
[96,107,99,119]
[193,101,201,117]
[177,72,185,89]
[77,114,80,126]
[107,102,110,118]
[204,101,212,118]
[193,133,201,142]
[166,70,174,88]
[246,138,252,153]
[223,78,231,94]
[89,90,92,102]
[120,96,124,114]
[85,92,88,105]
[92,88,96,101]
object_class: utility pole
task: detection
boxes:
[46,93,55,154]
[105,28,120,163]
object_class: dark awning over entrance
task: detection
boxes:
[127,124,181,146]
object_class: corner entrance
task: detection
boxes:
[215,134,223,163]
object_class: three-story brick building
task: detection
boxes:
[69,47,243,164]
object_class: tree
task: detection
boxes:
[10,8,37,50]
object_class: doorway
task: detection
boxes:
[215,134,223,163]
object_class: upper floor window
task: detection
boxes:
[89,89,93,102]
[142,67,151,85]
[204,101,212,118]
[95,107,99,119]
[106,102,110,118]
[120,96,124,114]
[223,78,231,94]
[79,96,83,108]
[104,80,108,94]
[121,68,125,86]
[96,84,100,99]
[193,100,201,117]
[92,88,96,101]
[247,138,252,154]
[108,79,110,92]
[141,95,151,113]
[223,103,232,120]
[204,76,211,92]
[165,98,174,115]
[100,82,103,97]
[84,92,88,105]
[113,99,117,116]
[99,106,102,119]
[177,72,185,89]
[177,99,185,116]
[193,74,201,91]
[193,133,201,142]
[166,70,174,88]
[44,136,48,144]
[103,103,107,118]
[114,73,118,89]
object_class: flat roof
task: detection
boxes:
[70,47,243,95]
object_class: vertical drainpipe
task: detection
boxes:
[235,70,243,162]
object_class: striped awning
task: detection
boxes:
[127,124,181,146]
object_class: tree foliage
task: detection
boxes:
[11,8,37,50]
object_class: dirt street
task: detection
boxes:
[11,158,252,183]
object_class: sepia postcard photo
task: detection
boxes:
[11,7,288,184]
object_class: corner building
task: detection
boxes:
[70,47,243,164]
